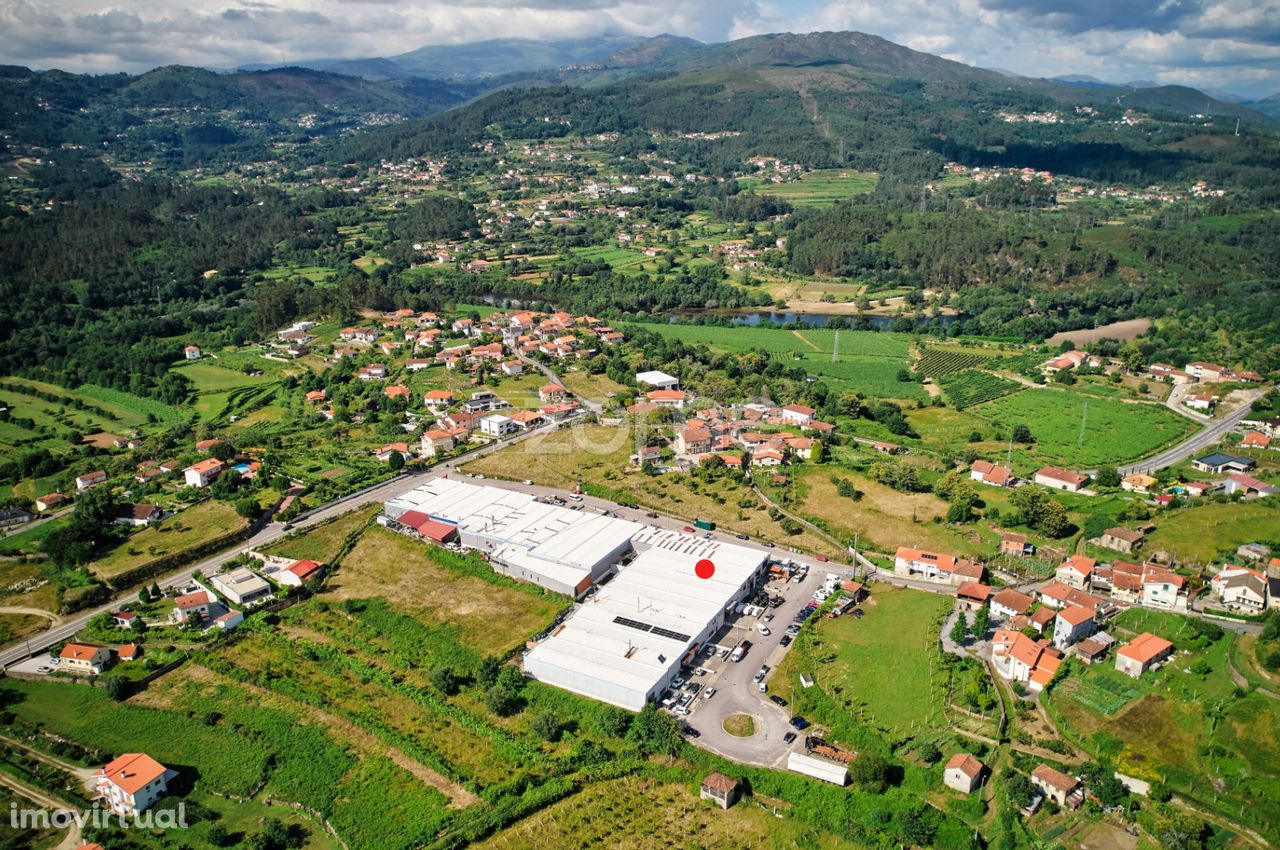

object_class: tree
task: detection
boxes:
[476,657,501,688]
[951,611,970,645]
[916,740,941,764]
[973,604,990,638]
[138,589,149,605]
[207,823,231,847]
[235,496,259,519]
[149,582,161,599]
[626,703,683,756]
[103,676,130,701]
[430,667,459,695]
[1011,424,1034,444]
[849,750,888,792]
[530,711,564,742]
[1096,467,1121,488]
[387,450,405,471]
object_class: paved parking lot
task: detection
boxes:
[8,652,59,677]
[670,566,833,767]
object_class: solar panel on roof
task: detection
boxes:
[650,626,692,642]
[612,616,652,633]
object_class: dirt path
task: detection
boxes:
[0,734,95,786]
[790,330,821,352]
[0,607,62,625]
[0,772,82,850]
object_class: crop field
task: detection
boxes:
[936,369,1021,409]
[972,389,1196,467]
[88,501,247,580]
[775,584,951,739]
[264,504,380,564]
[736,168,879,208]
[471,777,852,850]
[175,360,278,393]
[915,348,995,378]
[1058,675,1140,716]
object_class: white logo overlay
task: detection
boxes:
[10,801,189,831]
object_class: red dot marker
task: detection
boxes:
[695,559,716,580]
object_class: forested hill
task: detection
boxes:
[0,65,475,177]
[333,40,1280,201]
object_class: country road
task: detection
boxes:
[514,351,602,414]
[1117,389,1263,475]
[0,419,574,669]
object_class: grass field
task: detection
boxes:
[936,370,1022,410]
[1144,499,1280,563]
[972,389,1196,467]
[558,370,628,405]
[0,516,70,556]
[88,501,247,580]
[263,504,379,564]
[775,584,951,739]
[636,324,924,400]
[737,169,879,208]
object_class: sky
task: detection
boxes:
[2,0,1278,99]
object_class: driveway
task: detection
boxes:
[1117,388,1264,475]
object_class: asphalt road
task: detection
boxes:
[1117,389,1263,475]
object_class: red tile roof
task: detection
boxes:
[98,753,167,795]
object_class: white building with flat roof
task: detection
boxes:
[635,370,680,390]
[210,566,272,606]
[523,527,767,710]
[384,479,639,596]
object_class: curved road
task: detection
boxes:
[1117,389,1262,476]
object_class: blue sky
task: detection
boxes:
[2,0,1278,98]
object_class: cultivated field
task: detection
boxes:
[737,168,879,208]
[88,501,247,580]
[972,389,1196,467]
[1143,499,1280,563]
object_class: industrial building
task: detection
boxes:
[383,478,640,597]
[383,478,770,710]
[524,526,768,710]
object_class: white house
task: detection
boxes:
[1210,564,1269,611]
[183,459,224,488]
[480,414,518,437]
[275,559,324,588]
[780,404,816,425]
[95,753,172,816]
[170,591,213,624]
[183,345,202,360]
[1034,466,1089,492]
[1052,605,1097,650]
[943,754,986,794]
[210,567,272,606]
[75,470,108,492]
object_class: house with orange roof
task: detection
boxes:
[384,385,411,400]
[539,384,567,402]
[375,443,410,462]
[95,753,173,816]
[752,448,785,467]
[305,389,326,403]
[956,582,992,610]
[893,547,984,586]
[990,587,1035,620]
[646,389,686,409]
[991,629,1062,691]
[678,426,713,455]
[943,753,987,794]
[1055,555,1096,590]
[1115,632,1174,677]
[1034,466,1090,492]
[183,458,224,488]
[170,591,213,624]
[276,559,324,588]
[1052,605,1097,649]
[970,460,1014,487]
[423,389,455,409]
[1241,431,1272,449]
[59,642,112,675]
[1031,764,1083,809]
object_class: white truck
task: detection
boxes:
[730,640,751,662]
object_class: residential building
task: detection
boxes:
[170,591,213,624]
[183,344,201,360]
[0,507,34,528]
[538,384,567,403]
[183,459,224,488]
[647,389,686,409]
[95,754,171,816]
[420,429,456,458]
[1052,605,1097,650]
[699,772,740,809]
[971,460,1014,487]
[1055,555,1096,590]
[1031,765,1084,809]
[59,643,111,675]
[509,410,547,430]
[1192,452,1254,474]
[35,493,66,512]
[1121,472,1158,494]
[480,414,518,437]
[276,559,323,588]
[375,443,410,463]
[1211,564,1268,611]
[1242,431,1273,450]
[991,629,1062,691]
[75,470,108,492]
[999,532,1032,557]
[956,582,992,610]
[780,404,816,425]
[990,588,1035,621]
[112,611,139,629]
[678,426,712,455]
[115,504,162,527]
[893,547,983,586]
[943,754,986,794]
[1034,466,1089,492]
[210,567,272,606]
[1099,527,1145,554]
[423,390,455,409]
[1141,566,1187,611]
[1115,632,1174,677]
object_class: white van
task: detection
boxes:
[756,623,771,636]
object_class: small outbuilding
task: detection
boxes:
[699,772,740,809]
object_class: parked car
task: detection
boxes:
[702,687,716,700]
[35,666,52,674]
[672,676,686,688]
[646,512,659,519]
[756,624,771,636]
[779,635,792,647]
[736,533,749,540]
[682,526,695,533]
[790,716,811,730]
[522,479,533,486]
[770,694,788,707]
[783,731,797,744]
[816,555,829,562]
[684,727,701,738]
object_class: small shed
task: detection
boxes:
[699,772,740,809]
